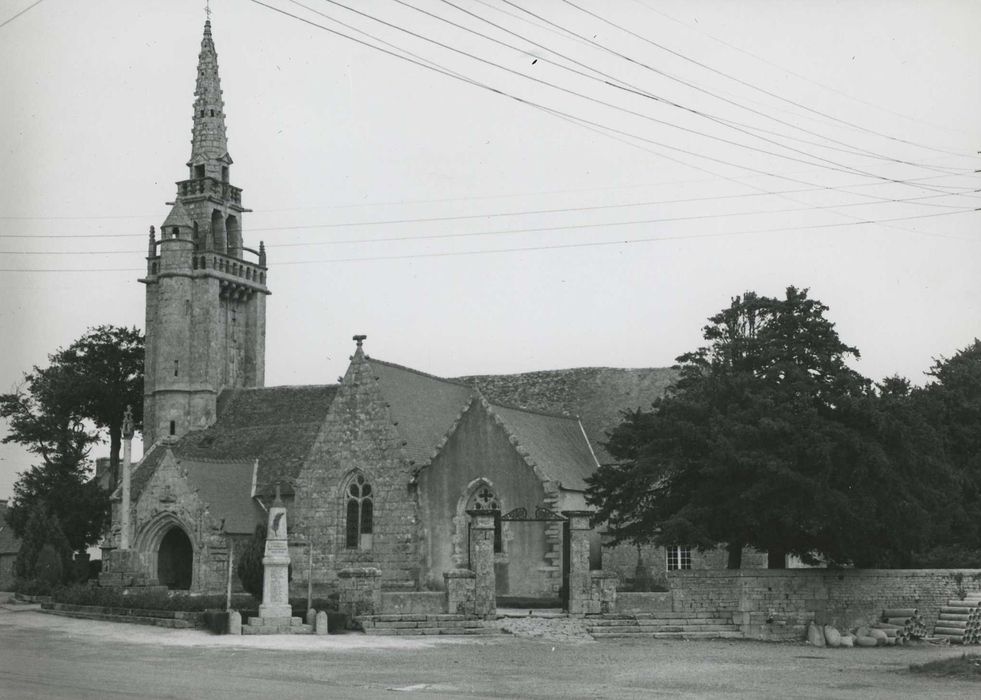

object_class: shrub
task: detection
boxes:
[15,506,72,581]
[236,524,266,600]
[35,544,64,587]
[14,578,54,596]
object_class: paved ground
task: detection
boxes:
[2,602,980,699]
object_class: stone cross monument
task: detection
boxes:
[120,405,134,549]
[258,485,293,619]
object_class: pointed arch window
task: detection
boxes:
[345,474,373,550]
[468,486,502,553]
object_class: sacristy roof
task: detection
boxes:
[457,366,678,464]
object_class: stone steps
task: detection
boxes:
[587,617,734,627]
[585,611,743,640]
[241,623,313,635]
[590,630,744,640]
[358,613,498,636]
[241,614,313,635]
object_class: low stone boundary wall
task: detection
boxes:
[40,602,205,628]
[667,569,981,635]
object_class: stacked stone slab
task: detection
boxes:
[585,611,743,639]
[357,613,497,636]
[932,593,981,645]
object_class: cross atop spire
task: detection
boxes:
[205,0,212,21]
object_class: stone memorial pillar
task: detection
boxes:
[563,510,594,616]
[120,405,134,549]
[467,509,496,619]
[259,486,292,619]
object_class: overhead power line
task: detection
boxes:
[633,0,974,138]
[250,0,981,220]
[308,0,974,199]
[419,0,970,177]
[549,0,978,161]
[1,183,973,240]
[1,208,976,273]
[0,0,43,30]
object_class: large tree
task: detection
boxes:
[588,287,939,568]
[911,340,981,560]
[1,325,143,552]
[53,325,144,484]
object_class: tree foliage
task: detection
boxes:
[236,524,267,600]
[14,505,73,582]
[6,461,110,552]
[588,287,955,568]
[1,325,142,552]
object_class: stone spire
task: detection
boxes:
[188,19,231,176]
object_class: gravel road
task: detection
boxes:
[1,606,978,699]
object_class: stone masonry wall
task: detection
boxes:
[667,569,981,631]
[130,450,231,593]
[293,349,420,592]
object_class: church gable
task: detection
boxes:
[293,342,421,589]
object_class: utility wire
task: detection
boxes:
[422,0,970,177]
[633,0,974,138]
[5,197,974,255]
[311,0,977,200]
[550,0,978,161]
[0,0,43,30]
[2,182,973,240]
[241,0,975,249]
[2,208,976,273]
[255,0,976,215]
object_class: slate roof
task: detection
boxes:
[161,200,193,230]
[132,384,339,502]
[457,367,678,464]
[367,357,601,490]
[183,460,262,534]
[488,403,599,490]
[368,358,475,467]
[0,503,21,555]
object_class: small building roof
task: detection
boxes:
[457,366,678,464]
[183,460,262,534]
[486,402,599,491]
[133,384,339,501]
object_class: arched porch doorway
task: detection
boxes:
[157,527,193,590]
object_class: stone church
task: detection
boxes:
[109,19,726,602]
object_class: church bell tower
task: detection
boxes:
[141,18,269,447]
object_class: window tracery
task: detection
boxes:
[345,474,373,550]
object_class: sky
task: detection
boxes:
[1,0,979,499]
